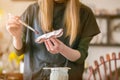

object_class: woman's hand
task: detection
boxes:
[6,14,23,39]
[44,37,64,54]
[6,14,23,50]
[44,37,81,62]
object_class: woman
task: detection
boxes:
[6,0,100,80]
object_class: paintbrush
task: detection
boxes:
[8,13,39,34]
[19,20,39,34]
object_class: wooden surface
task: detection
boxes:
[0,73,23,80]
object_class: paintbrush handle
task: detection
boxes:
[8,13,39,34]
[19,20,35,32]
[19,20,39,34]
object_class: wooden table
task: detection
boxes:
[0,73,23,80]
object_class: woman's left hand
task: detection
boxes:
[44,37,64,54]
[43,37,81,61]
[43,37,81,62]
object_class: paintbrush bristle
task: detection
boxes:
[35,30,39,34]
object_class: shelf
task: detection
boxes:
[90,44,120,47]
[0,73,23,80]
[95,14,120,18]
[91,14,120,47]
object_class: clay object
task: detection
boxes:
[35,29,63,43]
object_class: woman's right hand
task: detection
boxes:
[6,14,23,39]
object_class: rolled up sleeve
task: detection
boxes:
[73,5,100,64]
[74,37,92,64]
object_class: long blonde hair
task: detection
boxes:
[38,0,80,45]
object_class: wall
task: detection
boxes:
[81,0,120,10]
[81,0,120,66]
[0,0,35,27]
[81,0,120,79]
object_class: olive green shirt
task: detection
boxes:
[15,2,100,80]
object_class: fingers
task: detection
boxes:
[7,18,20,26]
[44,38,60,54]
[6,21,22,35]
[6,24,18,31]
[46,39,54,50]
[50,37,59,46]
[7,14,21,26]
[7,14,20,26]
[6,14,22,38]
[6,22,21,30]
[8,13,20,20]
[38,38,46,44]
[44,40,50,51]
[6,14,21,30]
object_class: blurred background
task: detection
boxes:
[0,0,120,79]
